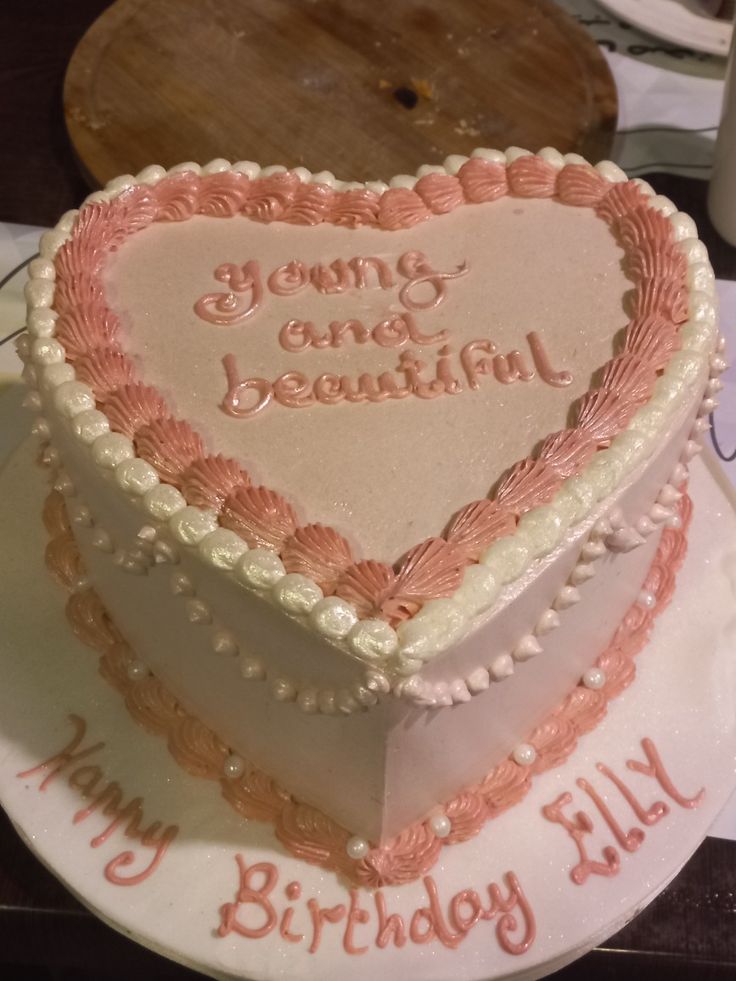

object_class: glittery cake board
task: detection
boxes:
[1,436,736,981]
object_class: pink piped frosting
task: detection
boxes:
[135,418,205,482]
[281,524,355,594]
[221,485,299,551]
[52,156,690,625]
[75,347,136,398]
[181,454,250,510]
[102,383,167,438]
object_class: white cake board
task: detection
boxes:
[1,437,735,981]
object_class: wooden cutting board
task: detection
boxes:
[63,0,618,187]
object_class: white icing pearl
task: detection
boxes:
[239,655,265,681]
[454,564,500,617]
[27,308,58,337]
[337,689,360,714]
[466,666,490,693]
[153,540,179,565]
[25,278,55,309]
[23,392,41,411]
[396,598,466,659]
[144,483,187,521]
[581,539,606,562]
[52,380,95,419]
[236,548,286,589]
[666,514,682,530]
[554,585,581,611]
[471,147,506,164]
[272,678,297,701]
[105,174,136,196]
[92,432,135,469]
[83,190,112,206]
[346,836,370,860]
[223,754,245,779]
[563,152,587,165]
[513,634,542,661]
[272,573,323,615]
[260,164,288,177]
[39,228,68,259]
[389,173,417,189]
[364,671,391,695]
[53,471,76,496]
[40,444,59,468]
[170,572,194,596]
[318,689,338,714]
[489,653,514,681]
[91,529,113,552]
[40,362,75,391]
[198,528,248,569]
[310,597,358,639]
[582,667,606,690]
[28,257,56,280]
[15,334,31,361]
[232,160,261,179]
[649,194,676,216]
[31,417,49,439]
[58,210,78,232]
[31,338,65,366]
[535,608,560,636]
[310,169,336,186]
[638,590,656,609]
[429,813,452,838]
[416,164,446,177]
[347,619,399,661]
[595,160,627,183]
[670,211,698,242]
[291,166,312,182]
[395,675,429,704]
[115,458,159,495]
[688,291,716,326]
[116,554,148,576]
[168,161,201,175]
[537,146,565,169]
[126,660,149,681]
[504,145,532,163]
[211,629,238,656]
[70,502,93,526]
[351,682,379,708]
[202,157,231,175]
[569,563,595,586]
[73,409,110,444]
[443,154,469,174]
[297,688,319,713]
[186,598,212,624]
[512,743,537,766]
[170,506,218,545]
[480,535,531,583]
[687,261,715,295]
[136,164,167,184]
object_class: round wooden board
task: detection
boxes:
[63,0,618,188]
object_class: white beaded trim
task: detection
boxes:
[23,148,717,687]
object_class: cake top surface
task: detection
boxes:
[105,195,629,563]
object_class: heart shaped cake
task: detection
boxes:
[21,147,722,885]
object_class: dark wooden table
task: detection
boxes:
[2,2,736,979]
